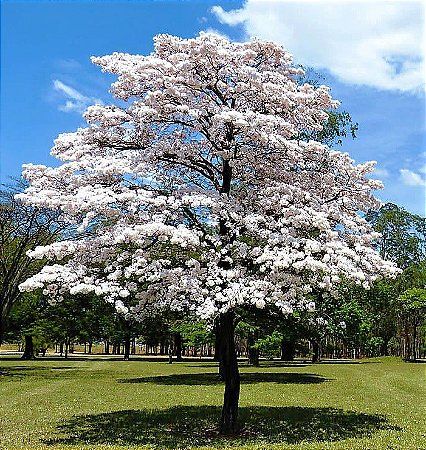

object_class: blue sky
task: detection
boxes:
[1,0,425,215]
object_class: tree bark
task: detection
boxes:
[159,338,165,355]
[281,337,296,361]
[247,333,259,366]
[123,335,131,361]
[218,311,240,435]
[21,334,36,360]
[311,340,321,363]
[412,320,418,361]
[174,332,183,361]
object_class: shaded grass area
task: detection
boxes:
[118,371,329,385]
[0,356,425,449]
[45,405,392,448]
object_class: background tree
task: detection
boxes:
[365,204,426,358]
[396,288,426,361]
[18,34,398,434]
[366,203,425,269]
[0,181,64,344]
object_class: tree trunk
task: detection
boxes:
[159,338,165,355]
[174,332,183,361]
[312,340,321,363]
[281,337,296,361]
[214,323,226,380]
[247,333,259,366]
[412,321,418,361]
[218,311,240,435]
[21,335,36,360]
[123,335,131,361]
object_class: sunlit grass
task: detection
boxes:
[0,356,425,449]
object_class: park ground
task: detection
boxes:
[0,355,425,450]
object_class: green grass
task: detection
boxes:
[0,355,425,449]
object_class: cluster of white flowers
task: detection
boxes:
[18,33,399,320]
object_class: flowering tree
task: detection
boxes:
[18,33,398,434]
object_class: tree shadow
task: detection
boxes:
[44,405,397,448]
[256,361,310,368]
[0,365,83,380]
[312,359,378,365]
[118,372,330,385]
[186,361,310,368]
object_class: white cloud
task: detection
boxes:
[212,1,425,93]
[373,167,390,178]
[399,168,426,186]
[53,79,102,113]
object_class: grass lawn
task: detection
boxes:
[0,355,425,449]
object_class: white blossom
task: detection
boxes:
[18,33,399,322]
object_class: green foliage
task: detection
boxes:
[254,331,283,359]
[235,320,259,337]
[365,337,385,357]
[398,288,426,312]
[366,203,425,269]
[312,111,359,147]
[172,320,214,349]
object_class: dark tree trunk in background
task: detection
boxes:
[174,332,183,361]
[247,333,259,366]
[281,338,296,361]
[312,340,321,363]
[64,338,69,359]
[159,338,166,355]
[123,335,131,361]
[412,322,418,361]
[218,311,240,435]
[21,335,36,360]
